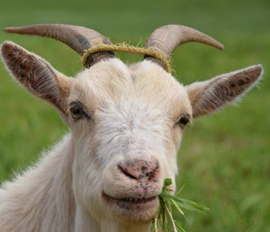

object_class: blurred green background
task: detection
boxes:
[0,0,269,231]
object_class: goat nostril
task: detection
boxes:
[118,164,137,180]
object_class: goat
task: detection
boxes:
[0,24,263,232]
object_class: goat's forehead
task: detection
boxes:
[70,59,191,116]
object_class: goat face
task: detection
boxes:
[0,24,263,226]
[70,59,189,223]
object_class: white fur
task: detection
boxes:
[0,51,262,232]
[0,58,190,232]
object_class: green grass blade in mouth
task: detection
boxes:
[176,198,210,212]
[164,204,178,232]
[159,192,184,204]
[152,178,209,232]
[170,199,186,219]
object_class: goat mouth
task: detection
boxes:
[102,191,159,211]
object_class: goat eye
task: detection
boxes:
[177,115,190,127]
[70,105,85,120]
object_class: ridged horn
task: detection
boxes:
[145,25,224,70]
[4,24,114,68]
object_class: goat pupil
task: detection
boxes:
[71,106,83,119]
[179,116,189,125]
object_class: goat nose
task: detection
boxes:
[118,158,160,182]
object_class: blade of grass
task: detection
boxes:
[159,192,184,204]
[176,183,186,196]
[177,198,209,212]
[170,199,187,220]
[154,216,158,232]
[175,221,186,232]
[164,204,178,232]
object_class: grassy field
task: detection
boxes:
[0,0,269,231]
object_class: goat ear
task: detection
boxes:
[1,41,72,117]
[186,65,263,118]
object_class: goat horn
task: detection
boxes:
[4,24,114,68]
[145,25,224,69]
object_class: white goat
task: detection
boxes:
[0,24,263,232]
